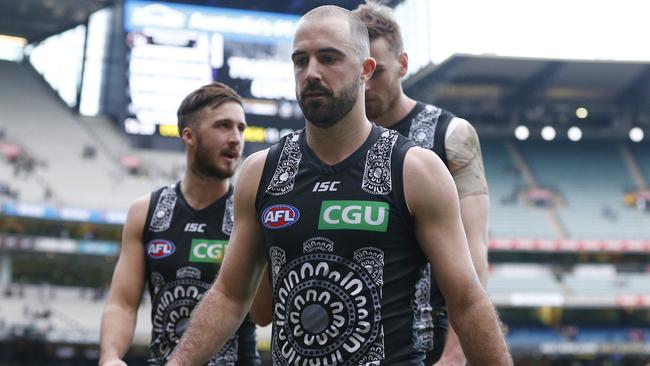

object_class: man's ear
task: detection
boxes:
[181,126,194,147]
[398,52,409,78]
[360,56,377,83]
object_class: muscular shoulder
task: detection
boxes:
[127,194,151,224]
[236,148,267,177]
[123,194,151,242]
[403,146,457,215]
[238,150,268,181]
[233,149,269,201]
[445,118,480,167]
[404,145,446,177]
[444,118,488,198]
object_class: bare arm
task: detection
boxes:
[167,151,269,366]
[434,195,490,366]
[446,118,489,285]
[435,120,491,365]
[404,147,510,365]
[99,195,149,366]
[249,264,273,326]
[458,195,489,285]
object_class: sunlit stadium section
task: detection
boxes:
[0,59,184,210]
[79,8,113,117]
[0,35,26,62]
[24,25,86,108]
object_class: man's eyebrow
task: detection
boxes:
[316,47,346,56]
[291,50,306,59]
[291,47,346,59]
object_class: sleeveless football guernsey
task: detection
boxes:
[256,125,432,365]
[389,102,455,361]
[143,183,259,366]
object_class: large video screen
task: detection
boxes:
[123,0,303,144]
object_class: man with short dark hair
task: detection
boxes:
[99,82,260,366]
[167,6,510,366]
[354,2,491,364]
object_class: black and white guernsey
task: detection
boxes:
[143,183,258,366]
[256,125,433,365]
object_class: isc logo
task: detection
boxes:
[184,223,206,232]
[146,239,175,259]
[312,181,340,192]
[262,204,300,229]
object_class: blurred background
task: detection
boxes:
[0,0,649,365]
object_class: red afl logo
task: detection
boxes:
[146,239,175,259]
[262,204,300,229]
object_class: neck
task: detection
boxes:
[180,167,230,211]
[374,93,417,128]
[305,101,373,166]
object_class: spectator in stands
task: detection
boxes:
[43,186,52,201]
[0,181,10,196]
[602,204,617,221]
[119,154,144,176]
[3,284,13,297]
[12,150,39,177]
[92,287,105,302]
[99,82,263,366]
[82,144,96,159]
[0,180,18,199]
[560,325,579,341]
[501,186,521,205]
[352,2,491,364]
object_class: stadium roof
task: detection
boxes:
[0,0,113,43]
[404,55,650,137]
[0,0,402,43]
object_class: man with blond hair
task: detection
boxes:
[354,2,491,364]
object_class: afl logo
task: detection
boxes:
[146,239,175,259]
[262,204,300,229]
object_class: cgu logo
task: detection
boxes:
[146,239,175,259]
[189,239,227,264]
[262,204,300,229]
[318,200,389,232]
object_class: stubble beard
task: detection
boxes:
[298,79,359,129]
[191,136,235,180]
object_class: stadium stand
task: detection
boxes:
[483,139,557,239]
[564,265,650,298]
[0,60,184,211]
[518,139,650,239]
[629,142,650,186]
[0,284,152,345]
[1,58,645,242]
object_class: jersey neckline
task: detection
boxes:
[175,181,232,216]
[298,124,382,175]
[390,101,426,133]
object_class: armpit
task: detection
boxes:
[446,118,488,198]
